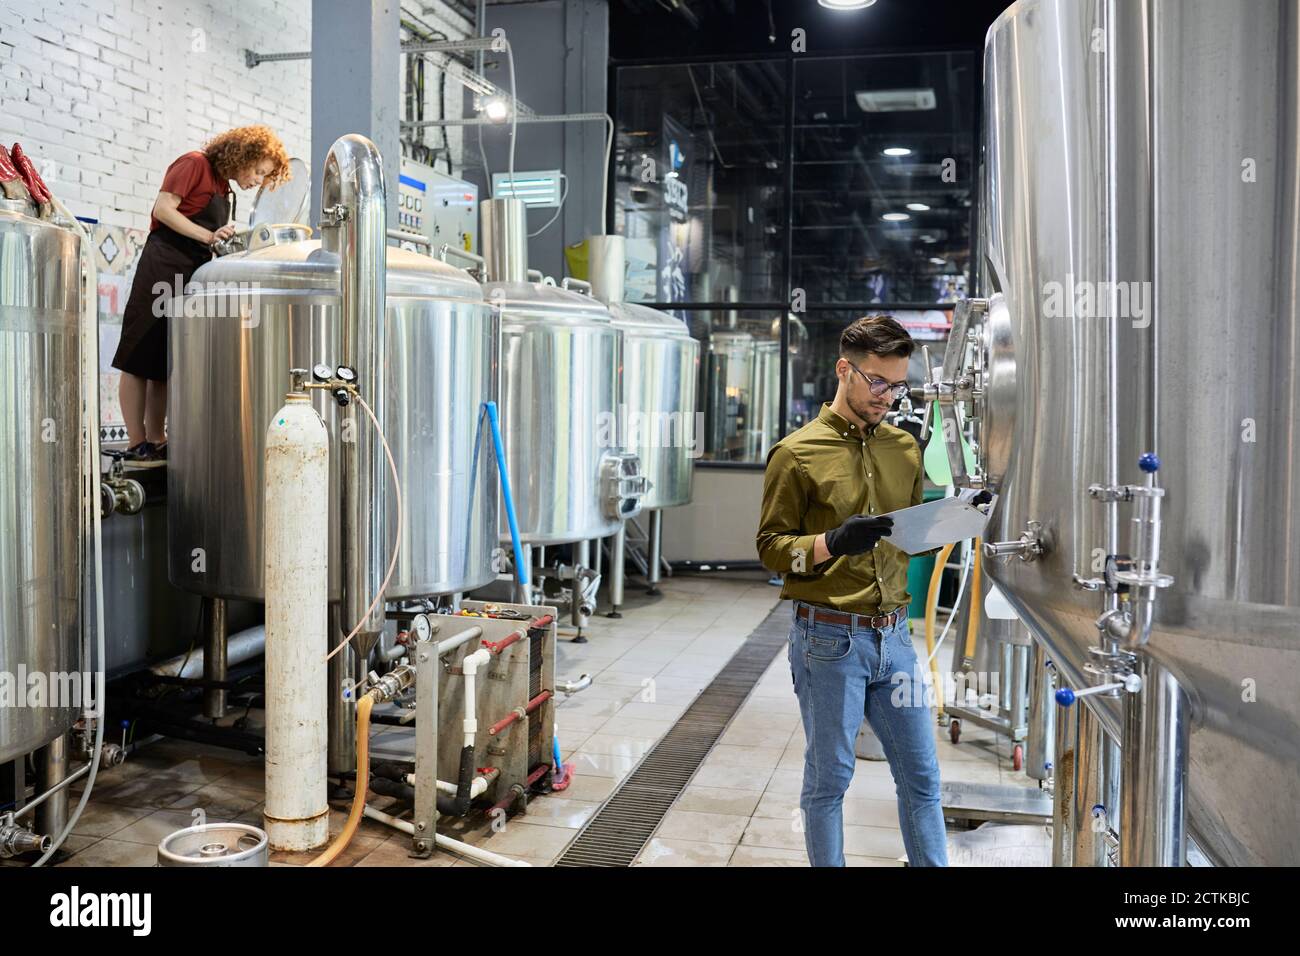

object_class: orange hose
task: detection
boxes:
[923,543,955,718]
[307,693,374,867]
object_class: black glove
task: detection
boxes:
[824,514,893,557]
[971,489,993,506]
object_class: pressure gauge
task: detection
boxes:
[335,365,357,385]
[412,614,432,644]
[312,364,333,383]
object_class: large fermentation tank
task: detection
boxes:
[0,198,83,763]
[168,231,498,601]
[704,330,779,461]
[980,0,1300,865]
[607,301,699,509]
[487,280,623,543]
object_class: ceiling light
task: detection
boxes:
[855,88,937,112]
[882,146,912,157]
[819,0,877,9]
[881,212,910,222]
[481,96,510,122]
[906,202,930,211]
[929,257,946,265]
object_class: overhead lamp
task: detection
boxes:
[481,96,510,122]
[818,0,877,9]
[881,212,910,222]
[906,202,930,211]
[929,257,947,265]
[882,146,912,157]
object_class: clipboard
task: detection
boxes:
[880,495,996,555]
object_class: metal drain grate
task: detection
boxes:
[554,602,791,867]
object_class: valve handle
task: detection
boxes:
[1055,687,1076,707]
[1138,452,1160,473]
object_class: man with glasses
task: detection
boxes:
[756,313,948,867]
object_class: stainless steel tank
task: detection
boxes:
[587,234,699,510]
[607,300,699,509]
[703,330,779,461]
[750,339,781,461]
[168,231,499,601]
[977,0,1300,865]
[0,197,83,764]
[487,279,624,543]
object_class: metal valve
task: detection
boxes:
[0,817,51,858]
[983,520,1045,562]
[1055,672,1142,706]
[1086,454,1173,646]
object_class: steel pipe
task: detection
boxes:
[321,133,389,659]
[1120,655,1190,867]
[480,197,527,283]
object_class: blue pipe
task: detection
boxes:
[483,401,528,587]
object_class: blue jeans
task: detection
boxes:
[787,601,948,867]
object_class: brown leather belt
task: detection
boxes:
[795,602,907,631]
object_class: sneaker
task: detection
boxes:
[147,442,168,462]
[122,441,154,461]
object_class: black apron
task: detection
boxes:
[111,189,231,382]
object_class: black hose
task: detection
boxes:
[450,745,475,816]
[369,775,465,818]
[370,759,413,782]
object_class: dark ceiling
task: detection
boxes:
[610,0,1013,62]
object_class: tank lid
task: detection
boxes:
[189,239,485,301]
[249,158,310,228]
[608,300,694,338]
[482,280,614,321]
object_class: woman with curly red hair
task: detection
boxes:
[111,124,291,460]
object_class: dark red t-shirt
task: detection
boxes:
[150,151,228,232]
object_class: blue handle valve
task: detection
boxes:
[1055,687,1076,707]
[1138,452,1160,474]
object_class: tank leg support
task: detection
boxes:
[36,733,69,843]
[646,510,663,595]
[203,597,228,720]
[606,524,625,618]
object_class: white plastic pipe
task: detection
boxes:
[263,391,331,851]
[401,774,495,798]
[361,805,531,867]
[460,647,491,749]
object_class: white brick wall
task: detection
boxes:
[0,0,473,230]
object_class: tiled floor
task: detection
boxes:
[41,570,1039,867]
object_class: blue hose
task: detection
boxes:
[484,401,528,587]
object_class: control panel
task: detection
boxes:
[398,158,478,253]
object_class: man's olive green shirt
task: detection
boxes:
[756,403,924,614]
